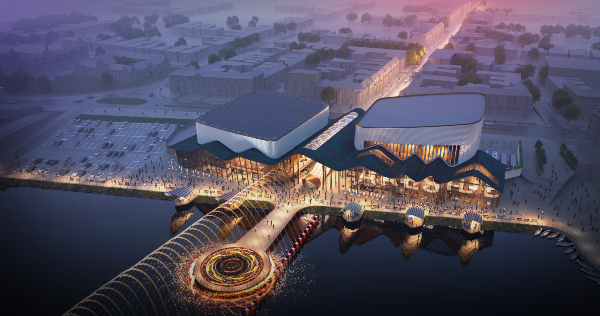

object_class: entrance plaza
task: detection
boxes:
[169,92,505,215]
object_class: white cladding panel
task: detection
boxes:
[196,109,329,159]
[354,119,483,165]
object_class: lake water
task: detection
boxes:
[0,187,596,315]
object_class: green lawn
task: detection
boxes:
[9,68,177,95]
[75,114,193,124]
[97,97,147,105]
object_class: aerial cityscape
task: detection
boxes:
[1,0,600,315]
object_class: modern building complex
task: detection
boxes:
[168,92,505,207]
[0,44,87,76]
[75,52,170,82]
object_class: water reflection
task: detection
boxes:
[291,213,494,267]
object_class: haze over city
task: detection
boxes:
[1,0,599,315]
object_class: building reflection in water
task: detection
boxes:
[293,213,494,267]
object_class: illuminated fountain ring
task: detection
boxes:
[200,247,263,287]
[194,246,271,293]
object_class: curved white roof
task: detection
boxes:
[357,94,485,128]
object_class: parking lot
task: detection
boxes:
[17,119,179,181]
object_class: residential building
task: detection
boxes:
[75,52,170,82]
[0,43,86,76]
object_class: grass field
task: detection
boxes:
[9,68,177,95]
[97,97,147,105]
[75,114,193,124]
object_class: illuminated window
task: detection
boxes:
[454,164,499,185]
[364,141,461,165]
[354,149,394,166]
[305,112,359,150]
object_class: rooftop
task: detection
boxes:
[357,94,485,128]
[546,56,600,71]
[196,91,328,140]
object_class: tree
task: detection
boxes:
[112,55,137,65]
[248,20,257,27]
[397,31,408,39]
[5,69,33,91]
[457,72,483,86]
[108,16,145,40]
[565,24,578,39]
[526,47,539,63]
[44,30,59,44]
[163,13,189,28]
[361,12,372,23]
[552,89,571,110]
[100,71,113,88]
[538,35,554,54]
[326,48,336,60]
[428,17,438,23]
[274,23,287,34]
[226,15,239,28]
[232,37,243,50]
[569,155,578,165]
[95,46,105,56]
[339,27,352,34]
[592,42,600,50]
[404,15,417,27]
[464,59,478,73]
[565,150,574,160]
[463,36,470,41]
[523,79,541,102]
[252,15,259,23]
[224,48,237,60]
[443,43,454,50]
[336,42,351,58]
[289,41,307,51]
[514,64,536,81]
[502,8,513,16]
[96,33,111,40]
[517,32,536,45]
[287,21,297,31]
[346,12,358,22]
[466,43,476,51]
[187,60,200,69]
[559,143,567,153]
[494,45,506,64]
[563,103,582,122]
[394,18,404,28]
[208,53,221,65]
[534,139,543,151]
[538,152,547,167]
[35,74,51,92]
[174,37,187,47]
[320,86,336,104]
[382,14,394,28]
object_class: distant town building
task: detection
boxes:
[0,44,86,76]
[110,1,233,16]
[75,52,170,82]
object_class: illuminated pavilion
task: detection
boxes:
[168,91,505,207]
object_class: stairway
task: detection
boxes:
[524,169,575,206]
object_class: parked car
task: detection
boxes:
[159,137,165,143]
[107,142,114,149]
[62,156,71,162]
[101,163,109,170]
[84,120,92,126]
[146,145,154,152]
[142,136,149,143]
[66,127,73,132]
[152,131,158,137]
[111,160,119,166]
[104,151,113,157]
[55,132,63,137]
[105,121,112,127]
[66,162,76,167]
[49,160,59,166]
[94,151,102,157]
[143,154,150,160]
[128,144,136,151]
[86,95,94,99]
[70,132,78,138]
[82,163,92,169]
[110,151,118,158]
[94,164,102,170]
[117,166,126,172]
[42,167,54,175]
[149,92,154,97]
[107,173,116,180]
[120,121,128,128]
[53,140,64,147]
[94,120,101,126]
[163,123,170,129]
[152,138,158,143]
[76,119,81,125]
[78,157,88,163]
[72,141,80,147]
[32,158,43,164]
[27,166,38,173]
[111,166,118,171]
[116,151,124,158]
[152,123,159,129]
